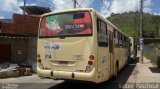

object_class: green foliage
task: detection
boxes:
[144,44,159,65]
[107,12,160,38]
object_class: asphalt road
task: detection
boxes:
[0,59,138,89]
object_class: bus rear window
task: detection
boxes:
[39,11,92,37]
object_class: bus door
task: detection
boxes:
[108,31,114,77]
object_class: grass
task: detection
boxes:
[143,44,159,66]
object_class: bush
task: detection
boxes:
[144,44,159,66]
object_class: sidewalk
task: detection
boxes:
[136,56,160,83]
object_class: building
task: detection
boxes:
[0,6,51,69]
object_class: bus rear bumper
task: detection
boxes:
[37,67,96,82]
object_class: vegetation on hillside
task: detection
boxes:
[107,12,160,66]
[107,12,160,38]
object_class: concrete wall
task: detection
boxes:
[0,38,37,65]
[11,38,27,63]
[27,38,37,65]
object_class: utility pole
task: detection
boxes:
[23,0,26,15]
[23,0,27,65]
[139,0,144,63]
[73,0,76,8]
[159,9,160,37]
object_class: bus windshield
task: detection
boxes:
[39,11,92,37]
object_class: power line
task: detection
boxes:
[31,0,55,10]
[73,0,82,8]
[80,0,92,8]
[59,0,73,6]
[45,0,73,9]
[32,0,73,10]
[55,1,73,9]
[76,1,82,8]
[76,0,92,8]
[78,0,85,8]
[102,0,111,12]
[101,0,112,15]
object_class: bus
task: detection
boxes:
[129,37,137,60]
[37,8,130,83]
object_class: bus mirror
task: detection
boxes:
[130,43,132,46]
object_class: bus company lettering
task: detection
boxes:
[65,24,85,30]
[44,42,61,50]
[45,53,51,59]
[50,43,60,50]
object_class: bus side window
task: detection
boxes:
[122,35,126,47]
[124,36,127,47]
[122,35,124,45]
[113,29,116,38]
[117,32,120,44]
[97,19,108,47]
[114,29,118,45]
[118,32,123,47]
[109,32,113,52]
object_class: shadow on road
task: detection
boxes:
[48,58,138,89]
[149,67,160,73]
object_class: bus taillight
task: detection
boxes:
[88,61,93,65]
[37,54,42,63]
[88,55,94,65]
[38,59,42,63]
[89,55,94,60]
[37,54,41,58]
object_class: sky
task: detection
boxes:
[0,0,159,19]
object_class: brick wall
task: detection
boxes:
[1,14,40,36]
[1,22,13,34]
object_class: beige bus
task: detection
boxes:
[37,8,130,83]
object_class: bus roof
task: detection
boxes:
[41,8,94,17]
[41,8,128,37]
